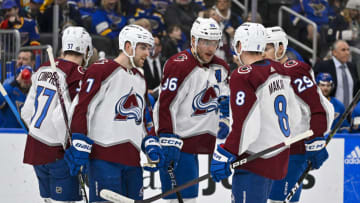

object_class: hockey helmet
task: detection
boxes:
[233,22,266,56]
[118,24,154,52]
[190,17,222,43]
[316,72,333,85]
[265,26,288,60]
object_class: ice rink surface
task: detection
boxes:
[0,132,349,203]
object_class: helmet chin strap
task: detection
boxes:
[123,46,139,69]
[236,48,245,66]
[193,39,207,65]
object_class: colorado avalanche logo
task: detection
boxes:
[174,54,188,62]
[238,65,252,74]
[284,60,298,68]
[114,88,144,125]
[192,84,220,116]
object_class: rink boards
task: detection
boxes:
[0,129,359,203]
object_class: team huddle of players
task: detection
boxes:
[21,17,334,203]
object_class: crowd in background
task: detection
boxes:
[0,0,360,133]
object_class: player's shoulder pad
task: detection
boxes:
[85,59,118,79]
[163,51,197,78]
[235,65,253,75]
[283,59,311,72]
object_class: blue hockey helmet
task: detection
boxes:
[316,72,333,85]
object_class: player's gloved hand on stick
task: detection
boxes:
[64,133,93,176]
[305,137,329,169]
[218,96,230,118]
[210,144,236,182]
[159,133,183,170]
[217,118,230,139]
[141,135,164,172]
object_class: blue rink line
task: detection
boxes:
[0,128,28,134]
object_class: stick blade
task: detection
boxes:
[100,189,135,203]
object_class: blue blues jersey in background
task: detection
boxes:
[330,97,350,133]
[0,80,27,128]
[291,0,335,31]
[129,4,165,35]
[91,9,127,39]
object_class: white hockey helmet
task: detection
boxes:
[265,26,288,60]
[190,17,222,63]
[191,17,222,42]
[118,24,154,68]
[233,22,266,55]
[62,26,93,66]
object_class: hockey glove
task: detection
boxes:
[217,118,230,139]
[64,133,93,176]
[159,133,183,170]
[218,96,230,118]
[141,135,164,172]
[210,144,236,182]
[305,137,329,170]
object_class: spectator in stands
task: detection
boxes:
[206,0,242,63]
[143,35,166,98]
[164,0,203,46]
[0,65,32,128]
[161,24,184,60]
[243,11,263,24]
[132,18,152,33]
[291,0,334,42]
[314,40,360,108]
[38,0,83,32]
[0,0,40,46]
[16,49,35,68]
[327,0,360,46]
[128,0,166,35]
[213,0,242,31]
[316,72,350,133]
[152,0,172,15]
[68,0,98,19]
[90,0,127,39]
[26,0,43,19]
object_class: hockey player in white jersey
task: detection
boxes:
[152,17,230,202]
[21,26,93,203]
[263,26,334,203]
[210,22,306,203]
[67,24,163,202]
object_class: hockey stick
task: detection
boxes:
[100,130,314,203]
[0,82,28,132]
[283,89,360,203]
[167,161,184,203]
[46,47,89,203]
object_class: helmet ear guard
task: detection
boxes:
[118,24,154,68]
[233,22,266,65]
[265,26,288,61]
[62,26,93,67]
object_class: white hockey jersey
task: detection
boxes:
[224,59,302,180]
[70,59,150,166]
[153,49,230,154]
[22,59,85,165]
